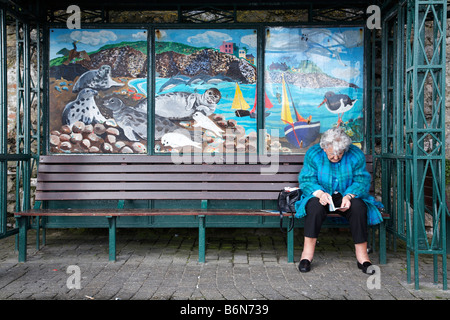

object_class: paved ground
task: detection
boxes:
[0,227,448,302]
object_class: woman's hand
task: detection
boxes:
[338,194,353,211]
[317,191,332,206]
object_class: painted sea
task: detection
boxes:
[129,77,364,142]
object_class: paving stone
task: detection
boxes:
[0,228,448,301]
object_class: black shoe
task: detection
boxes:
[298,259,311,273]
[357,261,375,274]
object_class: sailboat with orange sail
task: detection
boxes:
[249,89,273,118]
[280,73,320,148]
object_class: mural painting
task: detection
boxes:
[48,28,148,154]
[47,27,364,155]
[264,27,365,152]
[153,29,259,154]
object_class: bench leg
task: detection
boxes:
[35,217,40,251]
[287,216,294,263]
[18,217,27,262]
[42,217,47,246]
[379,221,386,264]
[107,216,116,262]
[198,215,205,263]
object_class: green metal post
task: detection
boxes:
[108,216,116,261]
[198,215,205,263]
[17,216,27,262]
[0,6,7,238]
[287,216,294,263]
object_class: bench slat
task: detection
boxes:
[35,191,282,201]
[16,208,282,217]
[37,172,300,182]
[36,182,292,191]
[37,163,302,174]
[38,154,306,163]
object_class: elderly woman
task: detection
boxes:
[295,127,383,274]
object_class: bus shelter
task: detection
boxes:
[0,0,447,290]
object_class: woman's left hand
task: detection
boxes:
[338,195,352,212]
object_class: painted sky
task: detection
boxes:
[265,27,364,88]
[156,29,257,58]
[49,28,148,60]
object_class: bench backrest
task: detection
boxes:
[35,154,374,202]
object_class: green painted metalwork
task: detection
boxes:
[0,5,7,238]
[108,216,116,261]
[374,0,447,290]
[407,0,447,290]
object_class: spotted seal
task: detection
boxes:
[72,65,124,93]
[62,88,106,127]
[102,97,147,142]
[155,88,221,120]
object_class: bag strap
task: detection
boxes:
[279,193,295,233]
[278,191,284,232]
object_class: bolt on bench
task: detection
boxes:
[15,154,389,263]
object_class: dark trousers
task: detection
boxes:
[303,193,368,244]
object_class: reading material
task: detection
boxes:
[328,195,347,212]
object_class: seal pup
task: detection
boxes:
[73,65,124,93]
[62,88,106,127]
[102,97,147,142]
[155,88,221,120]
[192,111,224,137]
[161,132,202,149]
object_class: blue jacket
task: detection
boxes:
[294,143,384,225]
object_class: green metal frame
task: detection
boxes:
[0,3,43,242]
[405,0,447,290]
[370,0,447,290]
[0,5,7,238]
[0,0,447,290]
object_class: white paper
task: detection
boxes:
[328,195,347,211]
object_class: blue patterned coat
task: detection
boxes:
[294,143,384,225]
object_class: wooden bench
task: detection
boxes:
[15,154,389,264]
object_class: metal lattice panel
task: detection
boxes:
[404,0,447,290]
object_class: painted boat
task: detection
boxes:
[280,74,320,148]
[249,89,273,118]
[232,83,252,117]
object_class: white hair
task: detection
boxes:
[319,127,352,155]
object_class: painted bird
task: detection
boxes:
[317,91,357,126]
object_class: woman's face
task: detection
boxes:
[324,146,344,163]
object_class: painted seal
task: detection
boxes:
[62,88,106,127]
[192,111,224,137]
[72,65,124,93]
[102,97,147,142]
[155,88,221,120]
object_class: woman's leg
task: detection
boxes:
[340,198,369,263]
[301,197,327,261]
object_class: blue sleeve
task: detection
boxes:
[298,145,324,195]
[343,145,371,197]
